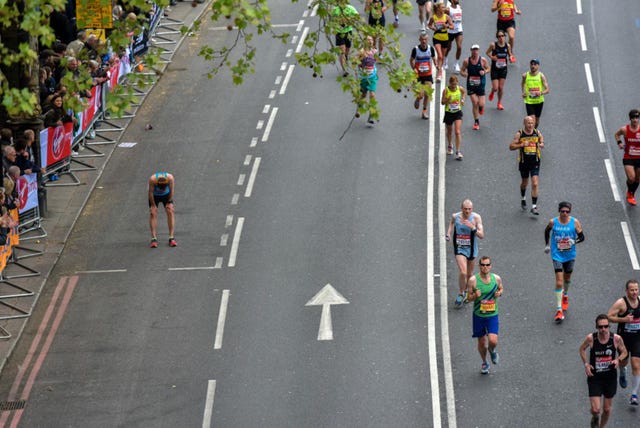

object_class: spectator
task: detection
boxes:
[14,139,42,175]
[2,146,18,176]
[82,34,100,61]
[0,129,12,148]
[3,166,20,210]
[66,30,86,57]
[39,67,56,104]
[87,60,109,86]
[42,94,74,128]
[22,129,40,167]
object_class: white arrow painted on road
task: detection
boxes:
[305,284,349,341]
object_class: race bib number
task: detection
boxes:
[448,101,460,112]
[480,299,495,313]
[625,318,640,332]
[363,65,375,75]
[418,62,431,73]
[629,145,640,157]
[557,237,573,251]
[469,76,481,86]
[528,87,541,98]
[595,356,612,373]
[453,12,462,22]
[523,142,537,154]
[456,233,471,246]
[496,58,507,68]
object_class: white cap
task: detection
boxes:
[471,44,480,50]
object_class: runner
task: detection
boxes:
[357,35,378,125]
[392,0,399,27]
[365,0,387,53]
[509,115,544,215]
[445,0,463,73]
[544,201,584,323]
[486,30,511,110]
[410,32,436,120]
[466,256,503,375]
[614,109,640,205]
[445,199,484,307]
[416,0,432,32]
[427,2,452,83]
[607,279,640,405]
[332,0,360,77]
[460,44,489,131]
[148,172,176,248]
[579,314,628,428]
[521,58,549,128]
[491,0,520,62]
[441,74,466,159]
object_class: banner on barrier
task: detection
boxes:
[74,85,102,139]
[40,122,73,169]
[17,173,39,214]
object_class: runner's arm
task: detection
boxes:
[494,275,503,297]
[614,335,628,364]
[575,219,584,243]
[544,221,553,245]
[607,299,629,324]
[472,214,484,239]
[615,127,626,149]
[579,335,594,376]
[541,73,550,95]
[148,178,156,206]
[508,131,522,150]
[466,275,478,302]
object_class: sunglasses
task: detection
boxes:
[560,210,570,213]
[631,115,640,119]
[479,263,491,267]
[597,325,609,329]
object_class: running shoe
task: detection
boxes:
[343,71,349,78]
[169,238,177,247]
[490,349,499,365]
[472,122,480,131]
[590,414,599,428]
[456,151,463,160]
[497,102,504,110]
[488,90,495,102]
[367,116,375,124]
[150,238,159,248]
[393,17,399,28]
[530,206,539,215]
[521,199,527,210]
[479,106,484,115]
[414,98,420,109]
[454,62,460,73]
[444,58,448,70]
[630,394,639,406]
[510,54,516,63]
[462,290,469,304]
[481,361,490,375]
[554,309,564,324]
[422,110,429,120]
[454,294,464,308]
[562,294,569,311]
[627,191,637,206]
[620,366,628,388]
[447,144,454,155]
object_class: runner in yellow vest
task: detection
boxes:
[521,58,549,127]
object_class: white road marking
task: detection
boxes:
[168,266,217,271]
[302,10,309,18]
[262,107,278,142]
[280,62,287,71]
[269,90,276,99]
[584,63,594,93]
[270,24,300,28]
[214,290,230,349]
[426,69,442,428]
[244,155,252,165]
[437,71,457,428]
[305,284,349,341]
[576,0,582,14]
[220,233,228,246]
[593,107,606,143]
[245,157,261,197]
[262,105,270,114]
[202,379,216,428]
[291,35,298,44]
[231,193,239,205]
[75,269,127,274]
[296,27,309,53]
[621,222,640,270]
[280,65,295,95]
[604,159,621,202]
[310,4,318,16]
[225,215,234,228]
[228,217,245,267]
[578,25,587,51]
[250,137,258,147]
[214,257,223,269]
[275,75,282,85]
[286,48,293,57]
[237,174,245,186]
[296,20,304,32]
[256,120,264,130]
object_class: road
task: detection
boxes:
[0,0,639,427]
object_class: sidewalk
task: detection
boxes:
[0,1,212,374]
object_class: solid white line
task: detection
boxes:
[214,257,223,269]
[426,70,442,428]
[256,120,264,130]
[202,379,216,428]
[228,217,245,267]
[214,290,230,349]
[604,159,621,202]
[231,193,239,205]
[576,0,582,15]
[296,19,304,32]
[75,269,127,274]
[250,137,258,147]
[237,174,245,186]
[578,25,587,51]
[621,222,640,270]
[168,267,216,271]
[280,65,295,95]
[262,107,278,142]
[262,105,270,114]
[220,233,228,246]
[593,107,606,143]
[584,63,594,93]
[245,157,261,197]
[310,4,318,17]
[438,71,457,428]
[296,27,309,53]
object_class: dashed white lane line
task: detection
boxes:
[296,27,309,53]
[250,137,258,147]
[75,269,127,274]
[296,19,304,32]
[225,215,234,227]
[621,222,640,270]
[228,217,245,267]
[576,0,582,15]
[244,157,261,197]
[202,379,216,428]
[256,120,264,130]
[593,107,606,143]
[231,193,239,205]
[280,65,295,95]
[275,75,282,85]
[262,107,279,142]
[578,25,587,51]
[262,105,270,114]
[220,233,229,246]
[584,63,594,93]
[237,174,246,186]
[291,35,298,44]
[269,90,276,99]
[244,155,252,166]
[286,48,293,57]
[214,257,223,269]
[214,290,230,349]
[280,62,287,71]
[604,159,621,202]
[168,266,218,271]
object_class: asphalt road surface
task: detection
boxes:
[0,0,639,427]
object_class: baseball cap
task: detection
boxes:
[530,58,540,65]
[471,44,480,50]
